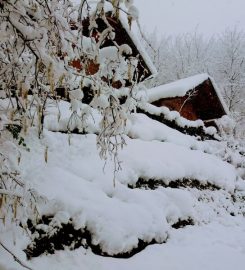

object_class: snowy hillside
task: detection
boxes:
[0,101,245,269]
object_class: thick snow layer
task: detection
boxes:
[44,100,101,133]
[140,102,204,127]
[147,74,209,102]
[138,102,218,136]
[1,93,243,270]
[0,121,243,269]
[146,73,229,115]
[0,98,236,179]
[33,220,245,270]
[118,137,236,191]
[22,130,237,193]
[127,113,216,153]
[17,130,199,255]
[0,126,232,256]
[43,100,216,142]
[1,218,245,270]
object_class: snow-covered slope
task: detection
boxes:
[5,130,227,252]
[0,110,244,270]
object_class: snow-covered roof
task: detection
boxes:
[208,76,230,115]
[147,73,229,114]
[117,10,157,78]
[71,0,157,79]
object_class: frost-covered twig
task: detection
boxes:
[0,241,34,270]
[179,88,197,113]
[136,20,156,54]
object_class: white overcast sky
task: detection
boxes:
[134,0,245,36]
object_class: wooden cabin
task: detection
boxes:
[80,13,156,85]
[56,2,156,101]
[147,74,229,127]
[68,1,156,84]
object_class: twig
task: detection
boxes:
[136,20,156,53]
[0,241,34,270]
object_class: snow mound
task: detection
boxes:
[20,131,199,255]
[128,113,205,149]
[14,128,237,255]
[118,138,236,191]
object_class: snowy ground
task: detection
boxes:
[31,220,245,270]
[0,100,244,270]
[1,218,245,270]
